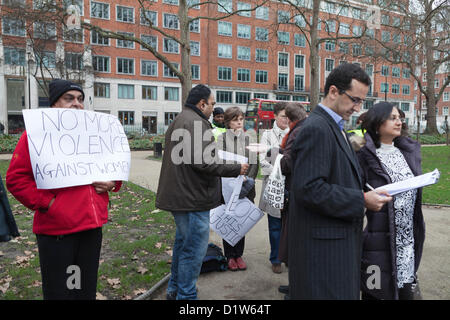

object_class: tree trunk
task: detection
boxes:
[179,1,192,106]
[309,0,321,109]
[423,1,439,135]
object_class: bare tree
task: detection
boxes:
[272,0,369,108]
[359,0,450,134]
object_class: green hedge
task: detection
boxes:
[0,134,165,153]
[416,134,448,145]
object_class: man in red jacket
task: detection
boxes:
[6,79,121,300]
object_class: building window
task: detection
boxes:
[391,84,399,94]
[216,91,233,103]
[94,83,110,98]
[276,94,290,101]
[33,22,56,39]
[339,42,349,54]
[2,17,26,36]
[443,92,449,102]
[443,107,448,116]
[392,67,400,78]
[237,2,251,17]
[117,5,134,23]
[236,92,251,104]
[163,38,180,53]
[237,46,251,61]
[118,111,134,125]
[255,6,269,20]
[255,70,268,83]
[141,35,157,50]
[163,0,179,5]
[163,13,179,29]
[218,0,232,13]
[63,27,83,43]
[91,1,109,19]
[324,20,336,33]
[295,75,304,91]
[381,31,390,42]
[140,9,157,26]
[4,47,25,66]
[278,73,288,90]
[403,68,410,79]
[163,63,179,78]
[294,33,306,47]
[325,41,335,52]
[256,49,268,63]
[189,41,200,56]
[352,44,362,56]
[381,65,389,76]
[278,53,288,67]
[218,44,232,59]
[218,21,232,36]
[278,10,290,23]
[218,66,232,81]
[277,31,290,45]
[141,60,157,76]
[93,56,110,72]
[255,27,268,41]
[164,87,179,101]
[117,32,135,48]
[35,51,56,68]
[401,102,410,112]
[254,93,268,99]
[325,59,334,72]
[192,64,200,80]
[402,85,410,95]
[381,83,389,93]
[65,52,83,70]
[237,24,251,39]
[118,85,134,99]
[339,23,350,35]
[117,58,134,74]
[91,30,109,45]
[189,19,200,32]
[237,68,250,82]
[295,55,305,69]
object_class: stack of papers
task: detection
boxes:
[376,168,440,196]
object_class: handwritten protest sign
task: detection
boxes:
[23,109,131,189]
[210,176,264,246]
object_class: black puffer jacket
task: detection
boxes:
[357,134,425,300]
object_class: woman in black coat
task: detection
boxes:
[357,102,425,300]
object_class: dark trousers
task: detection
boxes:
[36,228,102,300]
[223,237,245,259]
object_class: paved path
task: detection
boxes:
[1,151,448,299]
[128,151,449,300]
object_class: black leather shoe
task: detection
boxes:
[278,285,289,295]
[166,291,177,300]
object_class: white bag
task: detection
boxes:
[263,154,285,209]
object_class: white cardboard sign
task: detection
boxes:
[23,108,131,189]
[210,176,264,246]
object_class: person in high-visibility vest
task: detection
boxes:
[211,107,227,140]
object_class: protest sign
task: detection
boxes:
[23,108,131,189]
[210,176,264,246]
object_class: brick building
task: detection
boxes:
[1,0,446,134]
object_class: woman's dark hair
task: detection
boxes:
[324,63,371,96]
[361,102,399,148]
[224,106,244,129]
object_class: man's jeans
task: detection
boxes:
[167,211,210,300]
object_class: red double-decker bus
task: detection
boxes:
[244,98,310,131]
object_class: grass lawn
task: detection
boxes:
[421,146,450,205]
[0,160,175,300]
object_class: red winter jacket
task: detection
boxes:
[6,132,122,236]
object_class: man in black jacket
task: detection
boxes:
[156,84,248,300]
[288,63,391,299]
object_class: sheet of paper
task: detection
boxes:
[23,109,131,189]
[210,176,264,246]
[376,168,440,196]
[246,143,270,154]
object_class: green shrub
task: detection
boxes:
[0,135,20,153]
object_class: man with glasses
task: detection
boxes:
[288,63,392,299]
